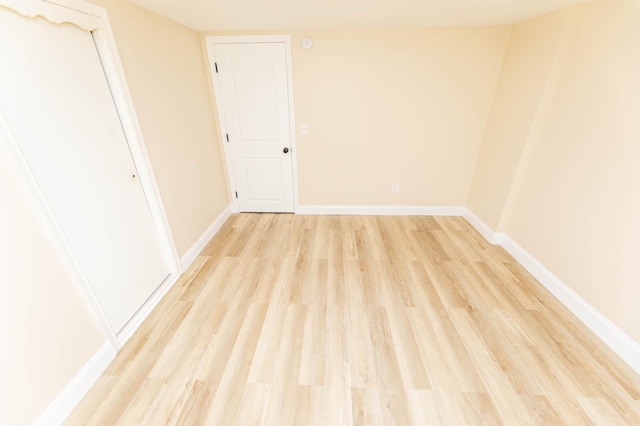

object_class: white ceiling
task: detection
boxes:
[128,0,589,32]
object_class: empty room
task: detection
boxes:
[2,0,640,424]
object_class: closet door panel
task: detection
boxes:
[0,10,171,332]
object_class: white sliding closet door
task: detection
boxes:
[0,10,171,333]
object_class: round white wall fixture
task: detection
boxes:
[302,37,313,50]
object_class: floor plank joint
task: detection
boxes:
[66,214,640,425]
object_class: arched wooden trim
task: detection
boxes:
[0,0,101,31]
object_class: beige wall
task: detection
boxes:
[0,149,106,425]
[466,8,570,230]
[94,0,229,256]
[11,0,640,422]
[206,28,511,206]
[506,0,640,343]
[468,0,640,343]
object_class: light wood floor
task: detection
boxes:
[67,214,640,425]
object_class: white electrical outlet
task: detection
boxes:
[300,123,308,135]
[391,183,400,194]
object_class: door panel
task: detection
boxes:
[213,43,294,213]
[244,158,284,200]
[0,9,171,333]
[232,56,279,140]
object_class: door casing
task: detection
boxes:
[205,35,300,213]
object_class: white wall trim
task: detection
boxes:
[205,38,239,213]
[93,13,181,276]
[463,208,502,244]
[499,235,640,375]
[464,209,640,375]
[179,205,232,271]
[0,0,102,31]
[283,36,301,214]
[205,34,292,44]
[34,343,115,426]
[296,205,465,216]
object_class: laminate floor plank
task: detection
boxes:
[66,214,640,425]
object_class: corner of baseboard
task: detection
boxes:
[34,342,115,426]
[179,205,232,272]
[492,232,507,245]
[462,208,498,244]
[498,234,640,375]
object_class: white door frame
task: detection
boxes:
[0,0,182,351]
[205,35,300,213]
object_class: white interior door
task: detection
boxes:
[213,42,295,213]
[0,9,172,333]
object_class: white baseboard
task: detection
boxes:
[464,209,640,375]
[34,343,116,426]
[179,205,232,271]
[34,206,234,425]
[499,235,640,375]
[119,205,232,346]
[462,208,501,244]
[117,272,177,345]
[296,205,465,216]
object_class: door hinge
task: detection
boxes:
[235,191,238,199]
[226,133,229,142]
[215,62,218,73]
